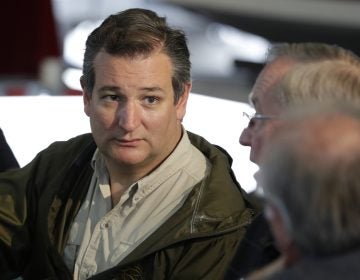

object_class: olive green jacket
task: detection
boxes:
[0,132,256,280]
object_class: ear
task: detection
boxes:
[176,82,191,121]
[265,203,292,254]
[265,203,301,266]
[81,77,91,117]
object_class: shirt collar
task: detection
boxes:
[91,129,195,199]
[136,130,194,195]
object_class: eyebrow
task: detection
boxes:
[98,86,120,93]
[97,85,164,93]
[140,86,164,93]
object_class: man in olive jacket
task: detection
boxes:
[0,132,254,279]
[0,8,256,280]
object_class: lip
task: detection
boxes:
[114,138,141,147]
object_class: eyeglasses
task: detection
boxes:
[243,112,278,122]
[242,112,278,129]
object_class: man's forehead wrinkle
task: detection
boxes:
[253,69,279,97]
[252,58,297,105]
[251,69,281,112]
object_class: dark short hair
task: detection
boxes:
[81,8,191,103]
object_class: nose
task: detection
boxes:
[118,101,140,131]
[239,126,252,147]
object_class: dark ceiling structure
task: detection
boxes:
[156,0,360,56]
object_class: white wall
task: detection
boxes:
[0,94,257,192]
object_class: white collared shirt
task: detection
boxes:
[63,131,210,280]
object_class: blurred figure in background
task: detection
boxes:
[255,103,360,279]
[0,0,62,95]
[226,42,360,279]
[0,128,19,172]
[240,42,360,164]
[0,0,60,78]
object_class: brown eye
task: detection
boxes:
[144,96,160,105]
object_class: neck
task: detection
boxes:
[109,180,131,207]
[105,163,142,207]
[283,242,302,267]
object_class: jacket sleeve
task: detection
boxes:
[224,213,280,279]
[154,229,245,280]
[0,165,34,279]
[0,128,20,172]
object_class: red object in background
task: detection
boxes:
[0,0,60,78]
[64,88,83,96]
[5,86,26,96]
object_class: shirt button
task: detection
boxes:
[101,222,109,229]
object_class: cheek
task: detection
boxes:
[91,108,118,128]
[146,107,177,125]
[255,125,276,149]
[252,129,266,153]
[147,114,172,133]
[262,122,284,148]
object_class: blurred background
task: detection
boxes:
[1,0,359,191]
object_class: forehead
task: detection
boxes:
[93,50,173,82]
[250,58,296,113]
[94,49,172,67]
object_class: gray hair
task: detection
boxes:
[277,60,360,108]
[260,104,360,256]
[261,43,360,109]
[267,42,360,65]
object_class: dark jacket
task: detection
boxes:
[225,193,280,280]
[225,213,279,280]
[267,248,360,280]
[0,132,257,280]
[0,128,19,172]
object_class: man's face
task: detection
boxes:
[239,58,295,164]
[83,50,190,175]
